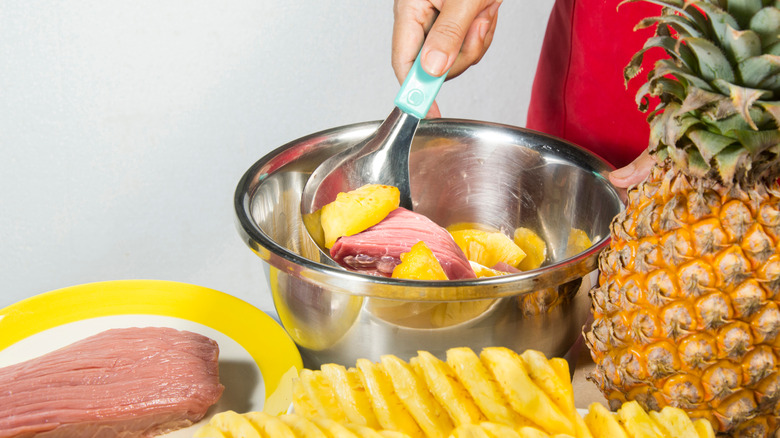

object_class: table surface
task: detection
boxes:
[571,344,608,410]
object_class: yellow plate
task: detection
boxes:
[0,279,303,436]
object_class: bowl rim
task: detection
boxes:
[234,118,622,297]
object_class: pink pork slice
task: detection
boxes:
[0,326,224,438]
[330,207,477,280]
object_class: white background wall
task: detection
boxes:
[1,1,554,315]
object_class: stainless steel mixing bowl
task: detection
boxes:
[235,119,623,368]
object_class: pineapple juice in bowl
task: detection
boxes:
[234,118,623,368]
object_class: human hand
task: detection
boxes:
[392,0,502,117]
[608,150,655,189]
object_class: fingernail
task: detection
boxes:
[479,21,489,40]
[610,162,636,179]
[423,50,448,76]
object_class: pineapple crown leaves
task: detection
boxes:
[620,0,780,185]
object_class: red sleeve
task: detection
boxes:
[526,0,662,168]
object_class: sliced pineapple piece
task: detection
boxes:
[380,354,454,438]
[413,351,486,426]
[648,406,698,438]
[430,300,494,328]
[391,241,448,280]
[356,358,425,437]
[446,222,499,233]
[516,426,552,438]
[263,365,299,416]
[478,422,523,438]
[299,368,348,423]
[480,347,574,436]
[692,418,716,438]
[378,432,414,438]
[244,411,297,438]
[469,261,510,278]
[320,184,400,248]
[208,410,263,438]
[519,350,575,416]
[321,364,381,429]
[193,424,228,438]
[310,416,361,438]
[292,373,319,418]
[451,229,527,269]
[616,401,665,438]
[513,227,548,270]
[345,423,386,438]
[446,347,536,429]
[547,358,571,385]
[565,228,592,257]
[583,403,628,438]
[449,423,492,438]
[279,413,329,438]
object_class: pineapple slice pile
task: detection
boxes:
[195,347,714,438]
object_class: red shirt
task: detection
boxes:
[527,0,662,168]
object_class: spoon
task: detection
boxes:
[300,52,447,262]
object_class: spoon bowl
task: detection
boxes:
[300,53,447,260]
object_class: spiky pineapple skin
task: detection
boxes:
[585,0,780,435]
[586,162,780,436]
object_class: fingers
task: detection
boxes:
[391,0,438,84]
[608,150,655,189]
[391,0,502,84]
[448,1,500,79]
[422,0,501,77]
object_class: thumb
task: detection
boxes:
[609,150,655,189]
[420,0,486,76]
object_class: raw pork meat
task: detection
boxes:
[0,327,224,438]
[330,207,476,280]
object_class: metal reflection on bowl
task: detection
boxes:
[235,119,622,368]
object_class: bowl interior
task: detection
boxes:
[242,119,621,277]
[235,119,624,365]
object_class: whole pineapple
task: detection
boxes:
[584,0,780,436]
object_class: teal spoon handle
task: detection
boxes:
[393,52,447,119]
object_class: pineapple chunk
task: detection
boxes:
[244,411,297,438]
[391,241,449,280]
[192,424,228,438]
[513,227,548,271]
[320,184,400,248]
[299,368,348,423]
[583,403,628,438]
[565,228,592,257]
[310,417,362,438]
[617,401,664,438]
[648,406,698,438]
[380,354,454,437]
[449,424,492,438]
[208,410,263,438]
[279,414,329,438]
[446,222,499,233]
[413,351,486,426]
[692,419,715,438]
[430,300,494,327]
[321,364,381,429]
[469,261,510,278]
[478,422,523,437]
[519,350,575,420]
[516,426,552,438]
[356,358,425,437]
[451,229,527,269]
[480,347,574,436]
